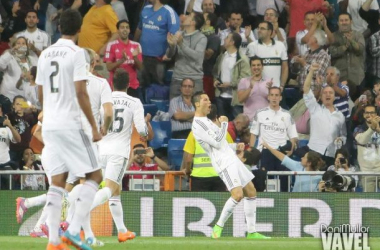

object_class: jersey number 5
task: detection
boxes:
[110,108,124,133]
[50,61,59,93]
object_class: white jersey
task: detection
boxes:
[80,73,112,137]
[192,116,242,173]
[36,38,89,131]
[15,29,51,59]
[98,91,147,158]
[0,127,16,164]
[246,39,287,86]
[250,107,298,151]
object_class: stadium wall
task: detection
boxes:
[3,191,380,237]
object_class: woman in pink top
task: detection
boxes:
[238,56,272,121]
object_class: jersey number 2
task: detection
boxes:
[50,61,59,93]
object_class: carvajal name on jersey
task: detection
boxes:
[114,99,132,107]
[44,50,68,59]
[321,224,370,250]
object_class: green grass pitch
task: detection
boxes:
[1,236,380,250]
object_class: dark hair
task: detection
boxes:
[230,11,242,18]
[60,9,82,36]
[191,91,205,108]
[193,12,205,30]
[116,19,129,29]
[265,8,278,17]
[230,32,242,49]
[322,170,338,182]
[104,0,111,4]
[339,12,352,20]
[259,21,273,33]
[335,148,350,165]
[247,148,261,166]
[373,78,380,86]
[364,104,377,112]
[207,104,217,120]
[181,78,194,87]
[133,143,145,149]
[113,68,129,91]
[304,11,315,18]
[250,56,263,65]
[30,66,37,80]
[306,151,324,171]
[13,95,26,104]
[206,13,218,29]
[26,10,38,17]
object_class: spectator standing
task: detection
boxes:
[78,0,119,55]
[169,78,195,139]
[294,29,330,88]
[166,12,207,99]
[247,21,288,89]
[111,0,129,21]
[302,64,346,168]
[238,57,271,122]
[253,8,287,49]
[368,15,380,80]
[324,67,350,118]
[202,12,221,101]
[134,0,180,86]
[201,0,226,32]
[0,37,37,102]
[330,12,365,100]
[296,12,316,56]
[354,105,380,191]
[219,11,256,55]
[227,114,250,143]
[14,10,50,60]
[213,32,250,120]
[104,20,143,97]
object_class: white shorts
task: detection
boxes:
[219,162,255,191]
[42,130,99,179]
[99,155,128,185]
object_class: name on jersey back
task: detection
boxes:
[44,50,68,59]
[114,99,132,108]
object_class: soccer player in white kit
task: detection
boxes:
[91,68,148,242]
[36,9,103,250]
[191,92,269,239]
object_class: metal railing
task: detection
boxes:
[0,170,380,192]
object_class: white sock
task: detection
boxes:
[33,205,49,231]
[91,187,112,210]
[109,196,127,233]
[25,194,47,208]
[46,186,66,245]
[68,180,98,236]
[216,197,239,227]
[66,184,83,224]
[244,197,257,233]
[82,211,95,240]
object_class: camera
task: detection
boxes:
[339,157,346,165]
[0,116,5,128]
[135,149,147,155]
[324,174,355,192]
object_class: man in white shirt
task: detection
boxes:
[295,12,316,56]
[91,68,148,243]
[14,10,51,60]
[191,91,269,239]
[249,87,298,191]
[253,8,287,49]
[36,9,103,250]
[219,11,255,55]
[247,21,288,89]
[302,63,346,169]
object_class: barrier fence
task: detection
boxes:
[2,191,380,238]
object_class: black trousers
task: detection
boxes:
[191,176,226,192]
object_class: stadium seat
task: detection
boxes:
[149,121,171,149]
[165,70,173,84]
[151,99,169,112]
[145,84,170,104]
[168,139,186,170]
[143,104,158,117]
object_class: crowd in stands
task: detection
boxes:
[0,0,380,193]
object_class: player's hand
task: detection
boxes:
[92,128,102,142]
[218,116,228,123]
[100,125,108,136]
